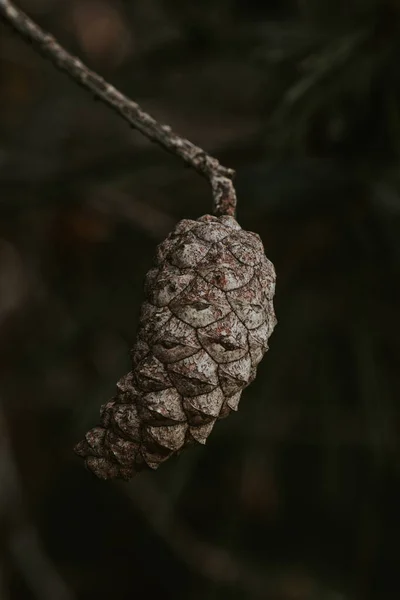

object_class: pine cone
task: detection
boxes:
[74,214,277,480]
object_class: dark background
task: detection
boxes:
[1,1,400,599]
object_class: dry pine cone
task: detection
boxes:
[75,214,277,479]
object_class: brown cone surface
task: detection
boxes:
[74,214,277,479]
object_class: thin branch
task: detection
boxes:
[0,0,237,217]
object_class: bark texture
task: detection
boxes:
[75,214,276,479]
